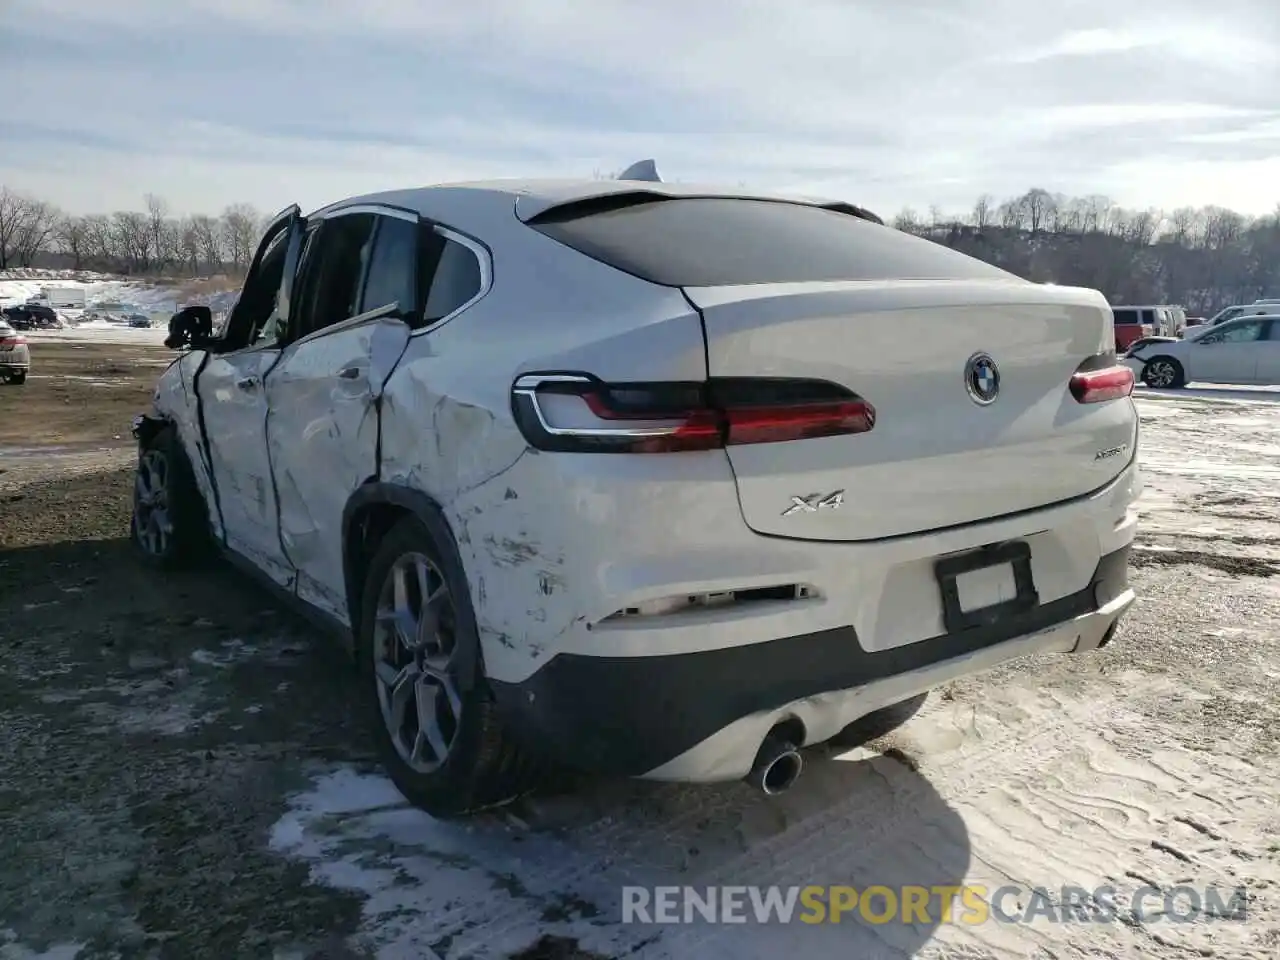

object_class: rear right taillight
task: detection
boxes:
[511,373,875,453]
[1069,356,1134,403]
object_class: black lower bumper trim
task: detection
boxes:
[491,544,1132,777]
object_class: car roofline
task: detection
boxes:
[303,178,883,227]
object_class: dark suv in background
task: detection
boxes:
[2,303,60,330]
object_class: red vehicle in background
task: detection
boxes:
[1111,307,1155,350]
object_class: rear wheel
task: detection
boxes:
[131,426,211,568]
[1142,356,1185,389]
[825,693,928,750]
[357,514,542,818]
[2,371,25,385]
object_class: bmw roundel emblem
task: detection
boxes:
[964,352,1000,405]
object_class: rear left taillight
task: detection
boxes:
[511,373,875,453]
[0,336,24,348]
[1069,357,1134,403]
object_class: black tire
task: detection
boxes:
[131,425,212,568]
[825,693,928,750]
[356,513,542,818]
[3,371,26,385]
[1141,356,1185,389]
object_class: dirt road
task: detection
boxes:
[2,347,1278,959]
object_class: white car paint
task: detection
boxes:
[144,176,1140,800]
[1128,314,1280,387]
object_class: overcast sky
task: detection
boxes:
[2,0,1278,219]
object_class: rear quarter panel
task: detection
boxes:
[378,213,709,681]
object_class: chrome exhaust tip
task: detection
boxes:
[746,734,803,795]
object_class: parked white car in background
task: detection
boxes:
[1125,314,1280,387]
[1202,302,1277,327]
[130,172,1140,817]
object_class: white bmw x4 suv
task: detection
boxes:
[132,174,1140,816]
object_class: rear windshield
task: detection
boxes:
[1112,309,1140,325]
[527,197,1015,287]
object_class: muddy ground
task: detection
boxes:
[2,345,1279,960]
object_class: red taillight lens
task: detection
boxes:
[1069,363,1134,403]
[512,374,874,453]
[724,400,875,444]
[0,337,24,347]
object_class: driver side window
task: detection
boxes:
[231,230,290,349]
[290,213,377,342]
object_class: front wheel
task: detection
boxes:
[131,426,211,568]
[1141,356,1185,389]
[357,514,542,818]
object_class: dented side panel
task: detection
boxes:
[266,314,412,625]
[378,224,712,684]
[151,351,223,540]
[199,347,294,589]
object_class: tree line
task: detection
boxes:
[2,183,1278,315]
[890,188,1280,316]
[0,187,267,277]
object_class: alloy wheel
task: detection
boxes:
[1146,360,1176,388]
[133,449,173,556]
[372,552,462,774]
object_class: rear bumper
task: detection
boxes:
[0,359,29,373]
[491,544,1133,781]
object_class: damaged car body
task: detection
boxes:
[132,173,1141,817]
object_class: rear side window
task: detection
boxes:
[1140,309,1155,325]
[1112,309,1139,325]
[527,197,1013,287]
[423,235,483,322]
[359,215,418,317]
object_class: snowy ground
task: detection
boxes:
[0,269,235,346]
[2,358,1279,959]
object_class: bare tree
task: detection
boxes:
[112,211,152,273]
[220,203,260,270]
[190,214,223,272]
[0,188,31,269]
[892,207,922,233]
[144,193,169,268]
[178,217,201,274]
[1016,188,1056,235]
[80,214,115,267]
[10,198,60,267]
[971,194,994,230]
[56,216,89,270]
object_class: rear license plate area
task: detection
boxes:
[935,540,1039,633]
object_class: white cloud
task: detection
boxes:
[1,0,1278,217]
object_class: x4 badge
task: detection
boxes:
[781,490,845,517]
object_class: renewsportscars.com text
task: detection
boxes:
[621,884,1249,926]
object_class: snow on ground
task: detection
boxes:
[22,325,170,346]
[0,269,239,346]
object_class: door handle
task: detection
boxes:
[236,375,260,390]
[337,366,363,380]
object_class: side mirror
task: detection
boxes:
[164,305,216,350]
